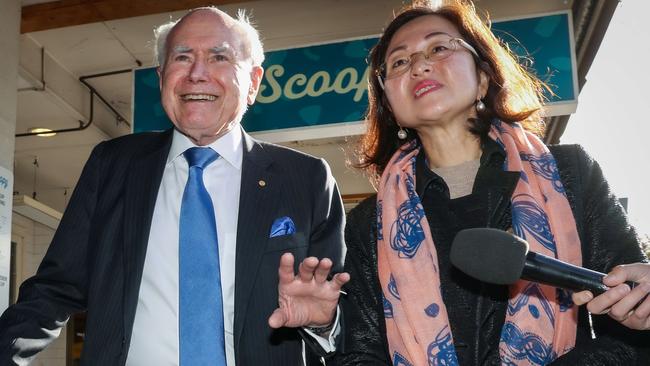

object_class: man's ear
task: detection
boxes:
[247,66,264,105]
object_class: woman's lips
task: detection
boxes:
[413,80,442,98]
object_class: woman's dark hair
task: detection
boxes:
[358,0,548,178]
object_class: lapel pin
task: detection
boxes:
[258,179,266,187]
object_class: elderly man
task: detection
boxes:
[0,7,347,366]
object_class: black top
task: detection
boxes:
[416,138,518,364]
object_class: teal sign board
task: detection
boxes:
[133,12,575,134]
[133,68,167,133]
[493,13,575,102]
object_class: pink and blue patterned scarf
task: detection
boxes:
[377,121,582,365]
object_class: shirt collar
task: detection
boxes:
[168,126,243,170]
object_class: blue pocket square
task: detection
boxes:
[270,216,296,238]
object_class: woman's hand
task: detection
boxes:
[572,263,650,330]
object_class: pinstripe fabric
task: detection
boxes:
[0,128,345,366]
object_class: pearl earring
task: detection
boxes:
[397,127,407,140]
[476,99,486,113]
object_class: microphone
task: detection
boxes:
[450,228,637,295]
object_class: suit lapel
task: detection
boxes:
[122,129,173,346]
[233,132,281,351]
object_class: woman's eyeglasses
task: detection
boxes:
[376,34,479,89]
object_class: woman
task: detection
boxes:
[336,0,650,365]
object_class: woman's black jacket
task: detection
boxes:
[335,143,650,365]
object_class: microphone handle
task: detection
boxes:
[522,252,638,296]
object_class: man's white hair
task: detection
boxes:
[153,7,265,68]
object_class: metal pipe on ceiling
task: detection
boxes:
[79,68,133,128]
[15,89,95,137]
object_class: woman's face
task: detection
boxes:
[382,15,488,130]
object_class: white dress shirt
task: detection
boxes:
[127,128,242,366]
[126,127,336,366]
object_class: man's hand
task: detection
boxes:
[572,263,650,330]
[268,253,350,329]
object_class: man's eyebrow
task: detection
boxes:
[172,45,192,53]
[170,45,237,58]
[208,46,232,54]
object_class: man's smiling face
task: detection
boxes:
[159,10,262,145]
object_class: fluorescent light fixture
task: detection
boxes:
[28,128,56,137]
[12,195,62,230]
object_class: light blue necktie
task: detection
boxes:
[179,147,226,366]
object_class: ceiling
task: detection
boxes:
[13,0,608,214]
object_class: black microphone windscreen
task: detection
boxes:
[450,228,528,285]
